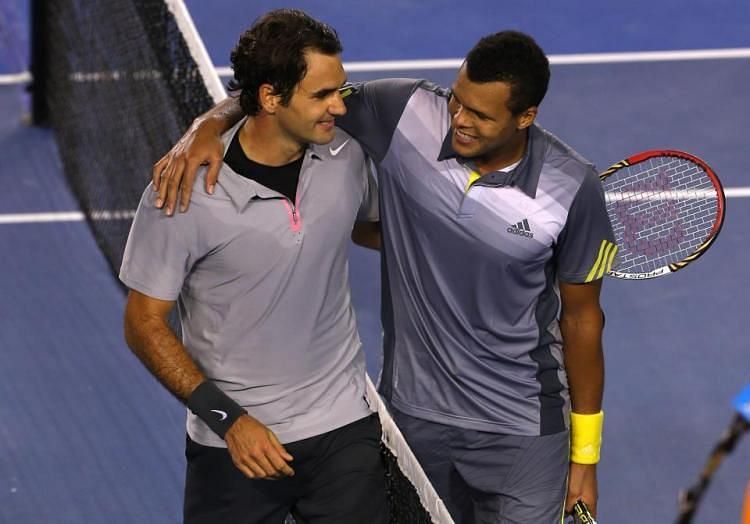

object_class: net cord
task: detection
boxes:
[164,0,226,104]
[366,377,454,523]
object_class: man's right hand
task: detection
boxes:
[151,117,225,216]
[224,414,295,479]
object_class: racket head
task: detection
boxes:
[572,500,598,524]
[600,150,725,280]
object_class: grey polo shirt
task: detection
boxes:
[338,79,616,436]
[120,122,378,447]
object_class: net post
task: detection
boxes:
[29,0,49,126]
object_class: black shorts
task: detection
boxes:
[183,414,388,524]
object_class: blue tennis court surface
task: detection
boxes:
[2,2,749,522]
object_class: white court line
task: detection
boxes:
[551,47,750,65]
[2,189,749,224]
[725,188,750,198]
[0,210,136,224]
[0,212,85,224]
[217,47,750,75]
[3,47,750,84]
[0,71,31,85]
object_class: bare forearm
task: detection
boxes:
[197,96,244,133]
[561,312,604,414]
[124,309,205,402]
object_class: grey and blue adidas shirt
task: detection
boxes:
[338,79,616,436]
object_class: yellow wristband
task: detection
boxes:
[570,410,604,464]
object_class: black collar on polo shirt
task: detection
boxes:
[437,123,547,199]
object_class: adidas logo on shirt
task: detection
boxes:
[507,218,534,238]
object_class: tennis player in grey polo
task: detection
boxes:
[122,122,376,447]
[121,122,385,522]
[121,10,389,524]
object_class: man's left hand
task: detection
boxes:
[565,462,598,516]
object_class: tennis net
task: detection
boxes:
[32,1,451,522]
[32,0,220,274]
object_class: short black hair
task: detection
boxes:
[227,9,342,116]
[465,31,550,115]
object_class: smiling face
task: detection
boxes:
[448,64,537,172]
[273,50,347,147]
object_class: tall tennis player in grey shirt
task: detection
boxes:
[120,11,387,524]
[153,25,615,524]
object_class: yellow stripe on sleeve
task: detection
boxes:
[594,241,617,280]
[585,240,617,283]
[585,240,608,282]
[600,242,618,278]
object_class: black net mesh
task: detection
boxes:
[38,0,215,274]
[381,445,434,523]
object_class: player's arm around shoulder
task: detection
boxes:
[338,78,424,162]
[152,96,242,214]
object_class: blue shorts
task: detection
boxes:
[392,408,569,524]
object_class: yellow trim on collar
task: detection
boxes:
[464,169,481,193]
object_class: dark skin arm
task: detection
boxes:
[124,289,294,479]
[559,279,605,517]
[351,221,382,251]
[152,97,244,215]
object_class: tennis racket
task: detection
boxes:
[600,150,725,280]
[571,500,598,524]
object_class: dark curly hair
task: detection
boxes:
[227,9,342,116]
[465,31,550,115]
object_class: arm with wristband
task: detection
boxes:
[123,290,294,479]
[559,279,605,518]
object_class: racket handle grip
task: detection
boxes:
[573,500,598,524]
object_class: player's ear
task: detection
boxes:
[259,84,280,114]
[516,106,537,130]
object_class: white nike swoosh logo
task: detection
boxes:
[210,409,228,421]
[329,139,350,156]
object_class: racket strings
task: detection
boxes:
[603,157,719,274]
